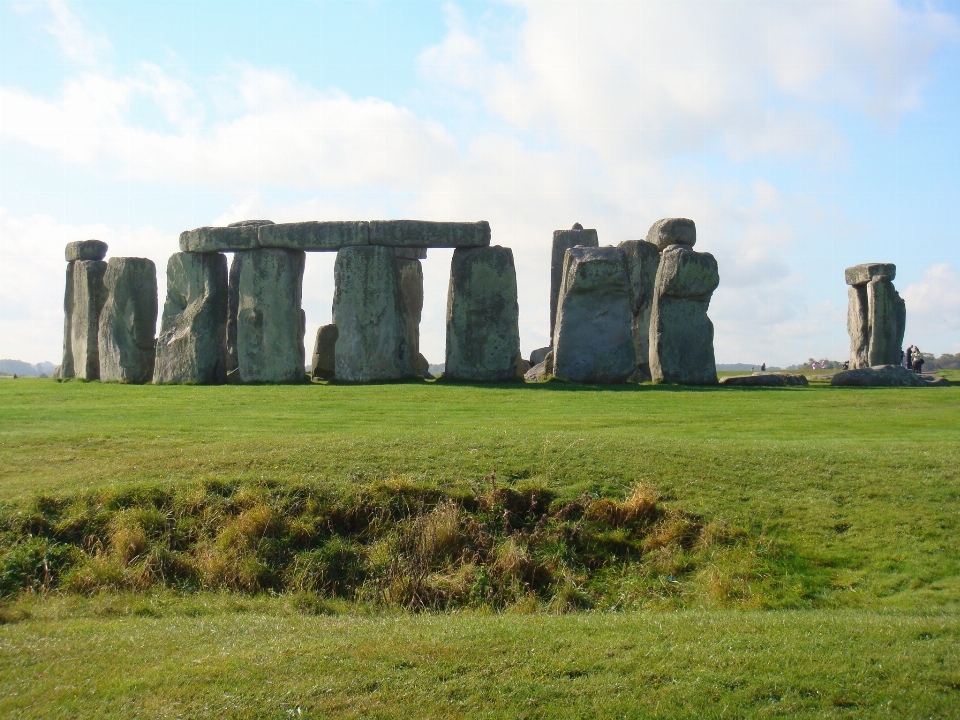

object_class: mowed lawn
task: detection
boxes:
[1,377,959,718]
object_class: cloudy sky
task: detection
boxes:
[1,0,958,367]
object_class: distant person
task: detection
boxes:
[906,345,915,368]
[761,363,766,372]
[913,350,924,375]
[12,373,17,379]
[898,348,905,368]
[842,360,849,370]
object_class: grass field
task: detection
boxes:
[1,376,958,717]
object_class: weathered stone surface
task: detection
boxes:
[226,255,242,381]
[619,239,661,379]
[525,351,553,382]
[60,263,76,379]
[550,224,599,338]
[230,248,306,383]
[649,245,719,385]
[180,220,273,253]
[445,246,521,382]
[65,240,107,262]
[153,252,228,384]
[369,220,491,248]
[920,374,949,386]
[395,247,427,260]
[831,365,922,387]
[720,373,809,387]
[529,346,552,367]
[416,352,432,379]
[847,285,870,369]
[397,257,424,361]
[845,263,896,286]
[867,278,905,366]
[99,258,158,383]
[645,218,696,251]
[259,221,369,250]
[68,260,107,379]
[311,324,338,380]
[553,246,635,383]
[516,358,531,377]
[333,245,414,382]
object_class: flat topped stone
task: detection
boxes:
[65,240,108,262]
[368,220,490,248]
[550,224,599,337]
[656,244,719,298]
[259,221,369,251]
[646,218,696,251]
[228,220,275,228]
[845,263,896,286]
[180,221,273,253]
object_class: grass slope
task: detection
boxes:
[1,378,959,717]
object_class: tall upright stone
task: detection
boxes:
[550,224,599,338]
[552,246,635,383]
[311,324,339,380]
[618,239,661,380]
[99,258,158,383]
[230,248,306,384]
[649,244,719,385]
[68,259,108,379]
[844,263,905,369]
[445,246,521,382]
[396,254,424,360]
[153,252,228,384]
[332,245,414,382]
[61,241,109,379]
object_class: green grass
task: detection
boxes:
[1,377,958,717]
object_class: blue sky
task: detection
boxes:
[1,0,958,366]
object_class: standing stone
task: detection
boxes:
[847,285,870,369]
[844,263,905,369]
[445,246,521,382]
[231,248,306,384]
[99,258,158,384]
[226,254,242,381]
[618,239,661,380]
[396,254,424,361]
[649,244,719,385]
[61,241,109,379]
[311,324,338,380]
[153,252,228,384]
[61,263,76,379]
[552,246,635,383]
[68,260,108,379]
[550,224,599,338]
[333,245,414,382]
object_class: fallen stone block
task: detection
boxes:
[830,365,922,387]
[369,220,491,248]
[720,373,809,387]
[645,218,696,251]
[445,246,522,381]
[153,252,228,384]
[333,245,415,382]
[553,246,635,383]
[99,257,158,383]
[311,324,338,380]
[524,351,553,382]
[649,244,719,385]
[232,248,306,383]
[179,220,273,253]
[65,240,108,262]
[259,221,369,250]
[550,224,599,338]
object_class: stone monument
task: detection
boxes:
[844,263,905,369]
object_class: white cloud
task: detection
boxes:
[45,0,111,65]
[902,263,960,354]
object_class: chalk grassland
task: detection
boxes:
[1,378,959,718]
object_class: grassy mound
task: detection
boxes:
[1,478,802,611]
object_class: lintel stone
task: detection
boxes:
[369,220,491,248]
[258,221,370,250]
[65,240,108,262]
[844,263,896,286]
